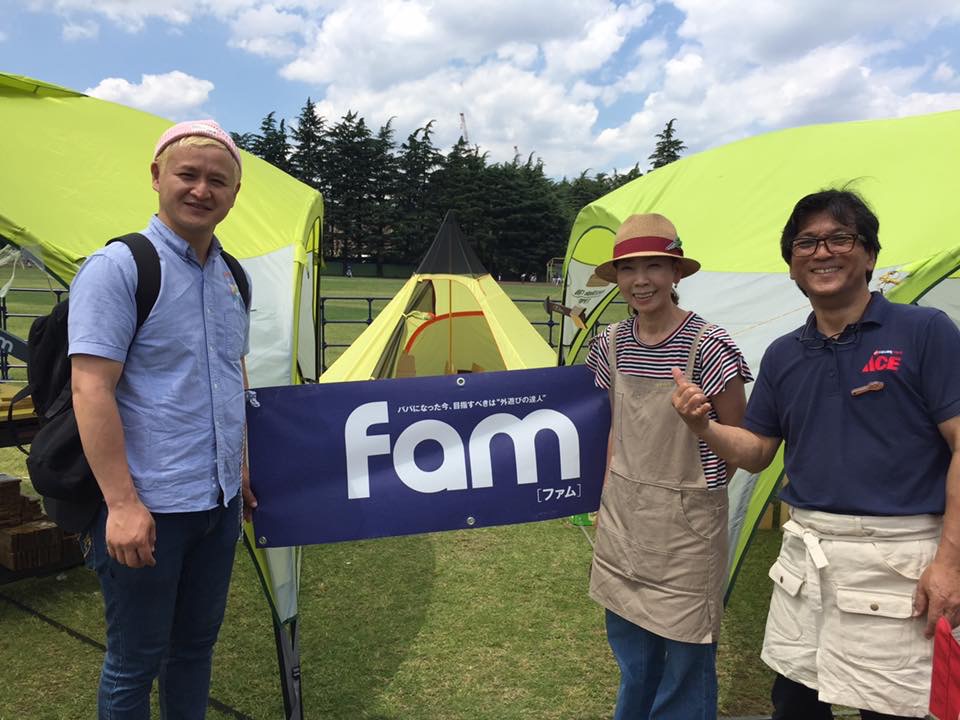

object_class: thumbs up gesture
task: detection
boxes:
[671,367,712,434]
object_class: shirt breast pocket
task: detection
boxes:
[221,307,246,360]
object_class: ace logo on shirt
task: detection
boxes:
[861,349,904,373]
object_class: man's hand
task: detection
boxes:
[242,462,258,522]
[105,499,156,568]
[671,367,712,435]
[914,557,960,638]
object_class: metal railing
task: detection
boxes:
[0,287,66,381]
[2,289,621,379]
[319,294,620,373]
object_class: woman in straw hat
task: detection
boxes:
[584,213,752,719]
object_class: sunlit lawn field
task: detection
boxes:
[0,271,779,719]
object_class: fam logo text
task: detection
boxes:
[345,402,582,499]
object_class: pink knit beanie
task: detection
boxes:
[153,119,242,172]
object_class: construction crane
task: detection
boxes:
[459,112,469,144]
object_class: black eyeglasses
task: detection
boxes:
[791,233,861,257]
[798,322,861,350]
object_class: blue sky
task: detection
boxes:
[2,0,958,178]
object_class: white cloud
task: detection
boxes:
[594,35,960,172]
[62,19,98,40]
[85,71,215,118]
[933,61,955,83]
[673,0,960,68]
[580,0,960,172]
[890,90,960,116]
[32,0,195,32]
[288,0,960,175]
[497,42,539,69]
[311,59,602,176]
[18,0,960,176]
[281,0,626,88]
[607,35,668,98]
[228,4,306,57]
[0,29,7,42]
[542,1,653,79]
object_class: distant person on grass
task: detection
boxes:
[586,213,751,720]
[70,120,257,719]
[672,189,960,719]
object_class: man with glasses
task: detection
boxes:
[671,188,960,719]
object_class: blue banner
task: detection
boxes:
[247,365,609,547]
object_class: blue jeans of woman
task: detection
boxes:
[83,493,241,719]
[605,609,717,720]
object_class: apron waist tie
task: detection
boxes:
[784,519,828,611]
[802,531,829,569]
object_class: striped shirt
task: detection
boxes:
[585,312,753,488]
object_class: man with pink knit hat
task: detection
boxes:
[69,119,255,719]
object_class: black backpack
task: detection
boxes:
[10,233,250,532]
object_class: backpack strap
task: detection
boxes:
[8,235,161,455]
[220,250,251,311]
[107,233,161,330]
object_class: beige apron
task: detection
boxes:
[589,319,728,644]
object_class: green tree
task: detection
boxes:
[394,121,445,261]
[289,97,328,191]
[485,154,568,279]
[430,138,491,259]
[229,131,258,153]
[252,111,292,174]
[608,163,643,191]
[325,111,377,261]
[556,171,609,226]
[648,118,686,169]
[364,119,400,274]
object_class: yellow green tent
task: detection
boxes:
[321,211,556,382]
[558,110,960,599]
[0,72,320,718]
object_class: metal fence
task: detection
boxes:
[1,290,618,379]
[319,295,578,373]
[0,287,66,381]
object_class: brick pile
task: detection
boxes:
[0,520,62,570]
[0,473,83,571]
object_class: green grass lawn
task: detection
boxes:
[0,273,778,719]
[0,523,780,719]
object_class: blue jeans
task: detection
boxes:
[84,493,241,719]
[605,609,717,720]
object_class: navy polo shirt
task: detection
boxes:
[744,292,960,516]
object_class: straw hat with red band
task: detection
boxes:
[593,213,700,283]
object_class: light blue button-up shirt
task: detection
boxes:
[68,216,251,513]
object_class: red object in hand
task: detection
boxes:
[930,616,960,720]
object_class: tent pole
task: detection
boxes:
[448,278,453,373]
[273,617,304,720]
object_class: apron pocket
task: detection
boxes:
[834,587,920,670]
[679,488,727,541]
[766,558,805,641]
[594,525,709,592]
[769,558,804,596]
[873,539,936,582]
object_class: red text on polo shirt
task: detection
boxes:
[862,349,903,373]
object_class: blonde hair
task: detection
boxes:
[154,136,241,182]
